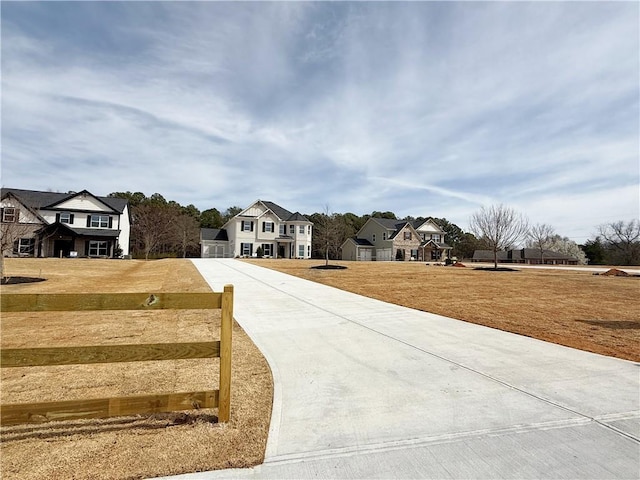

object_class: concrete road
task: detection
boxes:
[157,259,639,479]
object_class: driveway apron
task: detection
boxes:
[161,259,639,479]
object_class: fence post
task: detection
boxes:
[219,284,233,422]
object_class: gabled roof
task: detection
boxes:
[0,190,47,223]
[413,218,445,233]
[388,221,418,240]
[260,200,294,221]
[201,228,229,242]
[341,237,375,249]
[287,211,310,222]
[421,239,452,250]
[0,188,128,214]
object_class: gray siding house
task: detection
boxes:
[341,217,452,262]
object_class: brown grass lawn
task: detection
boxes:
[1,258,273,480]
[245,259,640,362]
[1,258,638,480]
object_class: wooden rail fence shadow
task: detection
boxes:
[0,285,233,426]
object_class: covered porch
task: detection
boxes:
[36,223,121,258]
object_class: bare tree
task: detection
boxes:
[597,220,640,266]
[1,221,35,279]
[314,206,346,266]
[131,204,176,260]
[172,212,200,258]
[527,223,556,264]
[469,204,529,269]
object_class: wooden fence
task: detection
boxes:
[0,286,233,426]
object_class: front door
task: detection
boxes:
[54,239,73,258]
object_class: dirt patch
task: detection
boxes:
[599,268,634,277]
[245,259,640,362]
[1,258,273,480]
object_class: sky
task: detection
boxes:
[2,1,638,242]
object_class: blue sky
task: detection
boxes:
[2,1,638,241]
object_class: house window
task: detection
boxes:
[241,242,253,256]
[89,215,110,228]
[263,222,274,233]
[404,231,412,240]
[289,225,295,234]
[382,232,387,241]
[432,234,441,242]
[308,225,311,235]
[411,249,418,260]
[298,245,305,257]
[88,241,109,256]
[17,238,35,255]
[242,220,253,232]
[262,244,273,257]
[279,224,285,235]
[2,207,17,222]
[299,225,305,234]
[60,212,73,224]
[372,234,376,242]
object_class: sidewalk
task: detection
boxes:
[158,259,639,479]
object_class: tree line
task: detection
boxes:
[108,192,640,265]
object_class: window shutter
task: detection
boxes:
[56,213,60,223]
[87,216,91,227]
[241,221,245,230]
[251,221,254,232]
[70,214,75,224]
[85,241,90,256]
[262,222,266,232]
[0,208,3,221]
[271,222,275,232]
[108,217,113,228]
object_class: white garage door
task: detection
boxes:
[376,248,392,261]
[358,249,372,261]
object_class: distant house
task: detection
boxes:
[341,217,452,262]
[472,248,579,265]
[1,188,130,258]
[200,200,313,259]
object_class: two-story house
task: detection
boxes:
[200,200,313,259]
[1,188,130,258]
[341,217,451,262]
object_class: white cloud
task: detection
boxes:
[1,1,637,237]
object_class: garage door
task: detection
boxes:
[376,248,392,261]
[358,249,372,261]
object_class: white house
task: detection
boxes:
[1,188,130,258]
[201,200,313,259]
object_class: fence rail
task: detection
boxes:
[0,286,233,426]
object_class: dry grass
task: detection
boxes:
[245,259,640,362]
[1,258,273,480]
[2,257,638,479]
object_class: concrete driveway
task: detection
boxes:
[159,259,639,479]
